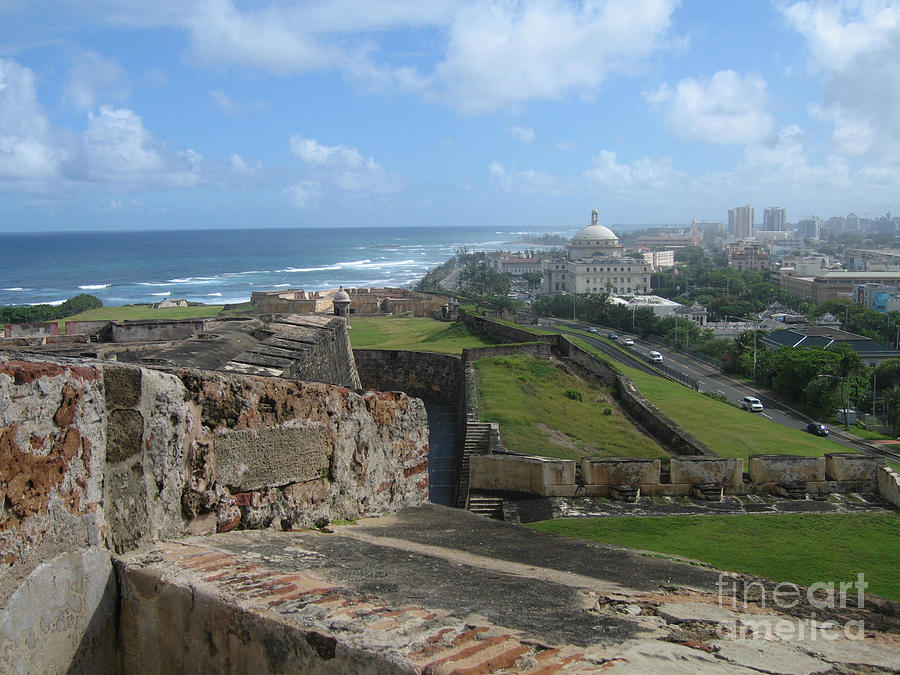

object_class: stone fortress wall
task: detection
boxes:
[0,355,429,672]
[252,286,448,317]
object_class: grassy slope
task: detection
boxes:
[571,338,838,462]
[529,514,900,602]
[348,317,498,355]
[476,355,667,460]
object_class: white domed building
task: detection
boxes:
[541,210,652,296]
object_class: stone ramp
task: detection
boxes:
[115,504,900,674]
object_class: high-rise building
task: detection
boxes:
[728,205,754,239]
[797,217,822,240]
[763,207,786,231]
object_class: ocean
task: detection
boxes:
[0,226,569,307]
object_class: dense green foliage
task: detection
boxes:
[0,294,102,324]
[528,514,900,602]
[415,256,458,291]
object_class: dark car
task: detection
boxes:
[607,332,618,340]
[806,422,829,436]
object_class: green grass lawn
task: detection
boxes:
[529,513,900,602]
[475,355,668,460]
[571,338,841,462]
[59,304,224,329]
[348,317,498,355]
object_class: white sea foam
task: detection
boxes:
[3,287,29,291]
[277,265,341,273]
[207,292,223,297]
[168,277,216,284]
[335,259,371,267]
[271,284,291,288]
[151,292,171,297]
[29,299,66,306]
[79,284,109,290]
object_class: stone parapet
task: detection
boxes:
[582,457,660,487]
[825,452,885,481]
[670,457,743,487]
[470,454,575,496]
[749,455,826,484]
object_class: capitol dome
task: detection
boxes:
[571,209,618,245]
[567,209,622,260]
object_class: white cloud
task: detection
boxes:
[507,126,535,143]
[646,70,774,145]
[63,50,130,110]
[210,89,241,115]
[288,133,404,206]
[783,1,900,159]
[782,0,900,74]
[0,59,63,182]
[436,0,679,112]
[285,181,321,209]
[81,106,165,180]
[582,150,683,193]
[489,161,559,193]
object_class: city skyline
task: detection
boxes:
[1,1,899,232]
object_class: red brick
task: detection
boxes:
[424,636,530,675]
[234,492,252,507]
[404,460,428,478]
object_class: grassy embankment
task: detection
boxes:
[529,513,900,602]
[59,304,225,328]
[348,316,499,355]
[475,355,667,461]
[569,336,841,463]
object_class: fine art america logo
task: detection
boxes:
[716,573,868,641]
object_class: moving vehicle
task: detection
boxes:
[607,332,618,340]
[741,396,764,412]
[647,350,663,363]
[623,338,634,346]
[806,422,829,436]
[588,327,598,333]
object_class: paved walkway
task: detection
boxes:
[116,504,900,673]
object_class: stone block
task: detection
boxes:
[469,454,575,496]
[581,457,660,487]
[214,425,331,492]
[105,462,149,554]
[670,457,743,486]
[748,455,825,484]
[825,453,884,481]
[103,365,142,408]
[106,409,144,463]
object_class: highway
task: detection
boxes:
[555,322,900,461]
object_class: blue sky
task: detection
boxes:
[1,0,899,232]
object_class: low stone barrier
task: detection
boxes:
[749,455,825,484]
[582,457,660,486]
[670,457,743,487]
[877,466,900,508]
[462,342,551,362]
[825,453,884,481]
[469,454,575,497]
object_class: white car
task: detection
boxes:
[741,396,764,412]
[647,350,663,363]
[588,327,598,333]
[623,338,635,346]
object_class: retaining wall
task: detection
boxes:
[354,350,462,407]
[4,322,59,338]
[469,454,575,497]
[105,319,210,343]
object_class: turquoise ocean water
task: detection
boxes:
[0,226,568,307]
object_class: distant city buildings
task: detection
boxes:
[763,207,786,231]
[727,242,770,271]
[728,205,754,239]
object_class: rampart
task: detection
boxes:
[252,287,448,317]
[354,349,462,407]
[104,318,210,342]
[470,452,891,500]
[0,355,428,672]
[4,322,59,338]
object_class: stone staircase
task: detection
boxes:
[468,493,504,519]
[456,422,494,509]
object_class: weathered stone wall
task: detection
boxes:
[469,454,575,496]
[460,310,556,345]
[825,453,884,481]
[354,350,462,406]
[749,455,825,484]
[670,457,743,487]
[64,320,111,337]
[0,355,429,672]
[107,319,209,343]
[461,343,551,362]
[4,322,59,338]
[582,457,661,486]
[877,466,900,508]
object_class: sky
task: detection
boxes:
[1,0,899,232]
